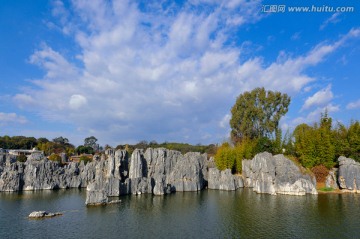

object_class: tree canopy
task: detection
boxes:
[84,136,98,150]
[230,87,290,142]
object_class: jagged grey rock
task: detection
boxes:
[273,154,317,195]
[242,159,253,187]
[23,159,60,190]
[85,183,108,205]
[129,149,146,179]
[208,168,243,191]
[144,148,180,179]
[0,162,23,192]
[27,152,45,161]
[325,168,339,189]
[127,177,152,195]
[153,175,171,195]
[115,150,128,181]
[242,153,317,195]
[338,156,360,192]
[28,211,62,218]
[251,152,276,195]
[168,152,205,191]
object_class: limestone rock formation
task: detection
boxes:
[242,152,317,195]
[0,162,23,192]
[338,156,360,192]
[28,211,62,218]
[85,182,109,205]
[167,152,205,191]
[325,168,339,189]
[129,149,146,179]
[208,168,243,191]
[273,154,317,195]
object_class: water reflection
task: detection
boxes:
[1,189,360,239]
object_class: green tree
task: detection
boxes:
[318,112,335,168]
[214,142,234,171]
[293,112,335,169]
[53,136,69,145]
[76,145,94,155]
[230,87,290,143]
[294,123,317,168]
[214,140,256,173]
[84,136,98,151]
[347,121,360,161]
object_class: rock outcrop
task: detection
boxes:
[325,168,339,189]
[242,152,317,195]
[208,168,243,191]
[338,156,360,192]
[1,148,330,206]
[85,149,208,203]
[167,152,206,192]
[28,211,62,218]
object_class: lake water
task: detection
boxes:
[0,189,359,238]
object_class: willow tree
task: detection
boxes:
[230,87,291,143]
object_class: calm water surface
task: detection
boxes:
[0,189,359,238]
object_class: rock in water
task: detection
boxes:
[85,183,109,206]
[338,156,360,192]
[129,149,146,179]
[0,162,24,192]
[208,168,243,191]
[242,153,317,195]
[251,152,276,195]
[168,152,205,191]
[28,211,62,218]
[274,154,317,195]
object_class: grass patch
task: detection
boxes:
[319,187,334,192]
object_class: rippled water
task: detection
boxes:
[1,189,359,238]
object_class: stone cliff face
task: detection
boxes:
[85,148,209,204]
[0,149,331,205]
[208,168,243,191]
[338,156,360,192]
[0,153,95,192]
[242,152,317,195]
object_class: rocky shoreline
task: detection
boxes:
[1,148,359,205]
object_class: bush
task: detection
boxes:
[17,154,27,162]
[254,137,274,155]
[214,142,235,171]
[48,154,62,163]
[214,139,256,174]
[319,187,333,192]
[311,165,329,183]
[79,155,92,164]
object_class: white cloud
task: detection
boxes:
[69,94,88,110]
[291,32,301,40]
[0,113,27,126]
[320,13,341,30]
[12,1,360,145]
[292,103,340,126]
[219,114,231,128]
[302,85,333,111]
[347,99,360,110]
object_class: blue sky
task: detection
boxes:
[0,0,359,146]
